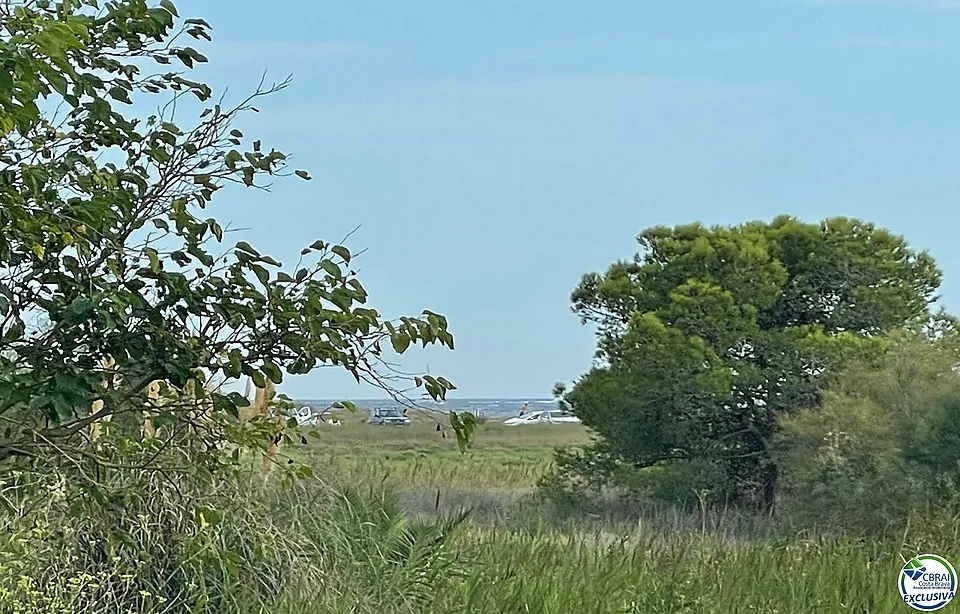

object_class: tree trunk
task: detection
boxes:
[761,460,778,515]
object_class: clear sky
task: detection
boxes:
[185,0,960,399]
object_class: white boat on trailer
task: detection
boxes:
[503,409,580,426]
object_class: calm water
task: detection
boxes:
[294,398,557,419]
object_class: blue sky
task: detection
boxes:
[185,0,960,399]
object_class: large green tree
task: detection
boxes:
[0,0,458,467]
[563,216,941,509]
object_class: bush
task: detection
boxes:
[0,448,468,614]
[541,441,730,524]
[0,465,306,612]
[776,333,960,533]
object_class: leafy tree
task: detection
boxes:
[561,216,941,509]
[776,330,960,531]
[0,0,458,468]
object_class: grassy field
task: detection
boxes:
[7,410,954,613]
[296,410,591,521]
[273,411,959,613]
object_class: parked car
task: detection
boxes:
[366,407,410,426]
[503,409,581,426]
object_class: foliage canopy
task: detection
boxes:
[0,0,457,467]
[561,216,942,507]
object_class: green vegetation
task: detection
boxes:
[559,218,941,510]
[777,331,960,533]
[297,415,591,521]
[548,218,960,539]
[0,1,957,612]
[278,416,959,613]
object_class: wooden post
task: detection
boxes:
[143,380,160,438]
[89,356,118,443]
[254,380,278,478]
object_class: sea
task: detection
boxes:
[294,398,557,419]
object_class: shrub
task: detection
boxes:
[0,444,470,614]
[776,332,960,533]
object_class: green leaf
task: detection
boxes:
[293,464,314,479]
[332,400,357,413]
[173,48,208,68]
[45,70,69,97]
[262,361,283,384]
[151,411,177,429]
[331,245,351,262]
[391,332,411,354]
[249,369,266,389]
[108,86,132,104]
[235,241,260,257]
[159,0,179,16]
[3,321,25,342]
[67,296,94,320]
[208,220,224,242]
[150,146,171,163]
[320,260,340,277]
[449,411,477,454]
[144,247,161,272]
[228,391,251,408]
[0,115,14,137]
[224,150,242,168]
[295,170,311,180]
[250,264,270,286]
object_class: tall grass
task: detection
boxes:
[0,458,470,614]
[3,418,954,613]
[289,416,960,613]
[434,527,945,614]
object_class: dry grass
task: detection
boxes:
[300,411,590,489]
[287,411,591,523]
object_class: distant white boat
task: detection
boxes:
[504,409,580,426]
